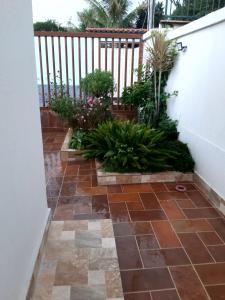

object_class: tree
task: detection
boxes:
[171,0,224,20]
[33,19,67,32]
[76,0,137,30]
[135,1,164,29]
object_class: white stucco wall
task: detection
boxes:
[165,8,225,200]
[0,1,49,299]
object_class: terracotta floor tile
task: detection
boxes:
[183,208,220,219]
[207,245,225,262]
[113,222,136,236]
[136,234,159,250]
[47,176,63,187]
[115,236,142,269]
[141,248,190,268]
[107,185,122,193]
[92,195,109,213]
[46,185,60,197]
[110,202,130,223]
[122,184,153,193]
[150,183,167,192]
[171,219,213,233]
[79,169,96,175]
[139,193,161,210]
[198,231,223,245]
[186,190,212,207]
[76,186,107,196]
[152,221,181,248]
[64,175,91,182]
[108,193,140,203]
[165,182,196,192]
[58,196,78,205]
[176,199,195,208]
[151,289,180,300]
[160,200,185,220]
[47,197,58,210]
[206,284,225,300]
[208,218,225,242]
[124,292,151,300]
[178,233,213,264]
[195,262,225,285]
[91,174,98,187]
[76,181,92,188]
[60,182,76,196]
[65,166,79,176]
[73,212,110,220]
[121,268,174,292]
[170,265,208,300]
[155,191,188,201]
[73,197,92,214]
[130,210,167,222]
[54,205,74,220]
[113,222,153,236]
[127,201,145,210]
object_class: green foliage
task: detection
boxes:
[83,120,194,173]
[121,80,152,107]
[158,118,179,140]
[69,130,87,150]
[51,95,74,122]
[135,1,164,29]
[76,0,137,30]
[81,70,114,98]
[162,140,195,172]
[172,0,224,20]
[33,19,67,32]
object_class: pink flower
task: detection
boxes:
[87,96,94,106]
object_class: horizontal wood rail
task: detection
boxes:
[34,31,144,107]
[34,31,143,39]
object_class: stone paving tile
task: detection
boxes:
[39,130,225,300]
[32,219,123,300]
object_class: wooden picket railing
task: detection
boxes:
[34,31,144,107]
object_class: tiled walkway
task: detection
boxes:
[41,130,225,300]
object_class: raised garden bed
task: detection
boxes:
[96,160,193,185]
[60,128,85,161]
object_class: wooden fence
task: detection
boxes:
[34,31,144,107]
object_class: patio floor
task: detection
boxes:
[36,130,225,300]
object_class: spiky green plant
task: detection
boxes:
[84,120,177,172]
[83,120,194,173]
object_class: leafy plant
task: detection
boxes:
[69,130,87,150]
[84,120,194,173]
[162,140,195,172]
[51,95,74,122]
[144,31,178,125]
[81,69,114,98]
[158,118,179,141]
[121,80,152,107]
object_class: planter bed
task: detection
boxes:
[60,128,85,161]
[96,160,193,185]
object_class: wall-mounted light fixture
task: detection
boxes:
[176,42,187,52]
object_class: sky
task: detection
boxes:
[32,0,143,27]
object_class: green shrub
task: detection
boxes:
[83,120,194,173]
[163,140,195,172]
[69,130,87,150]
[121,80,152,107]
[81,69,114,98]
[84,121,175,172]
[51,95,74,122]
[158,118,179,141]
